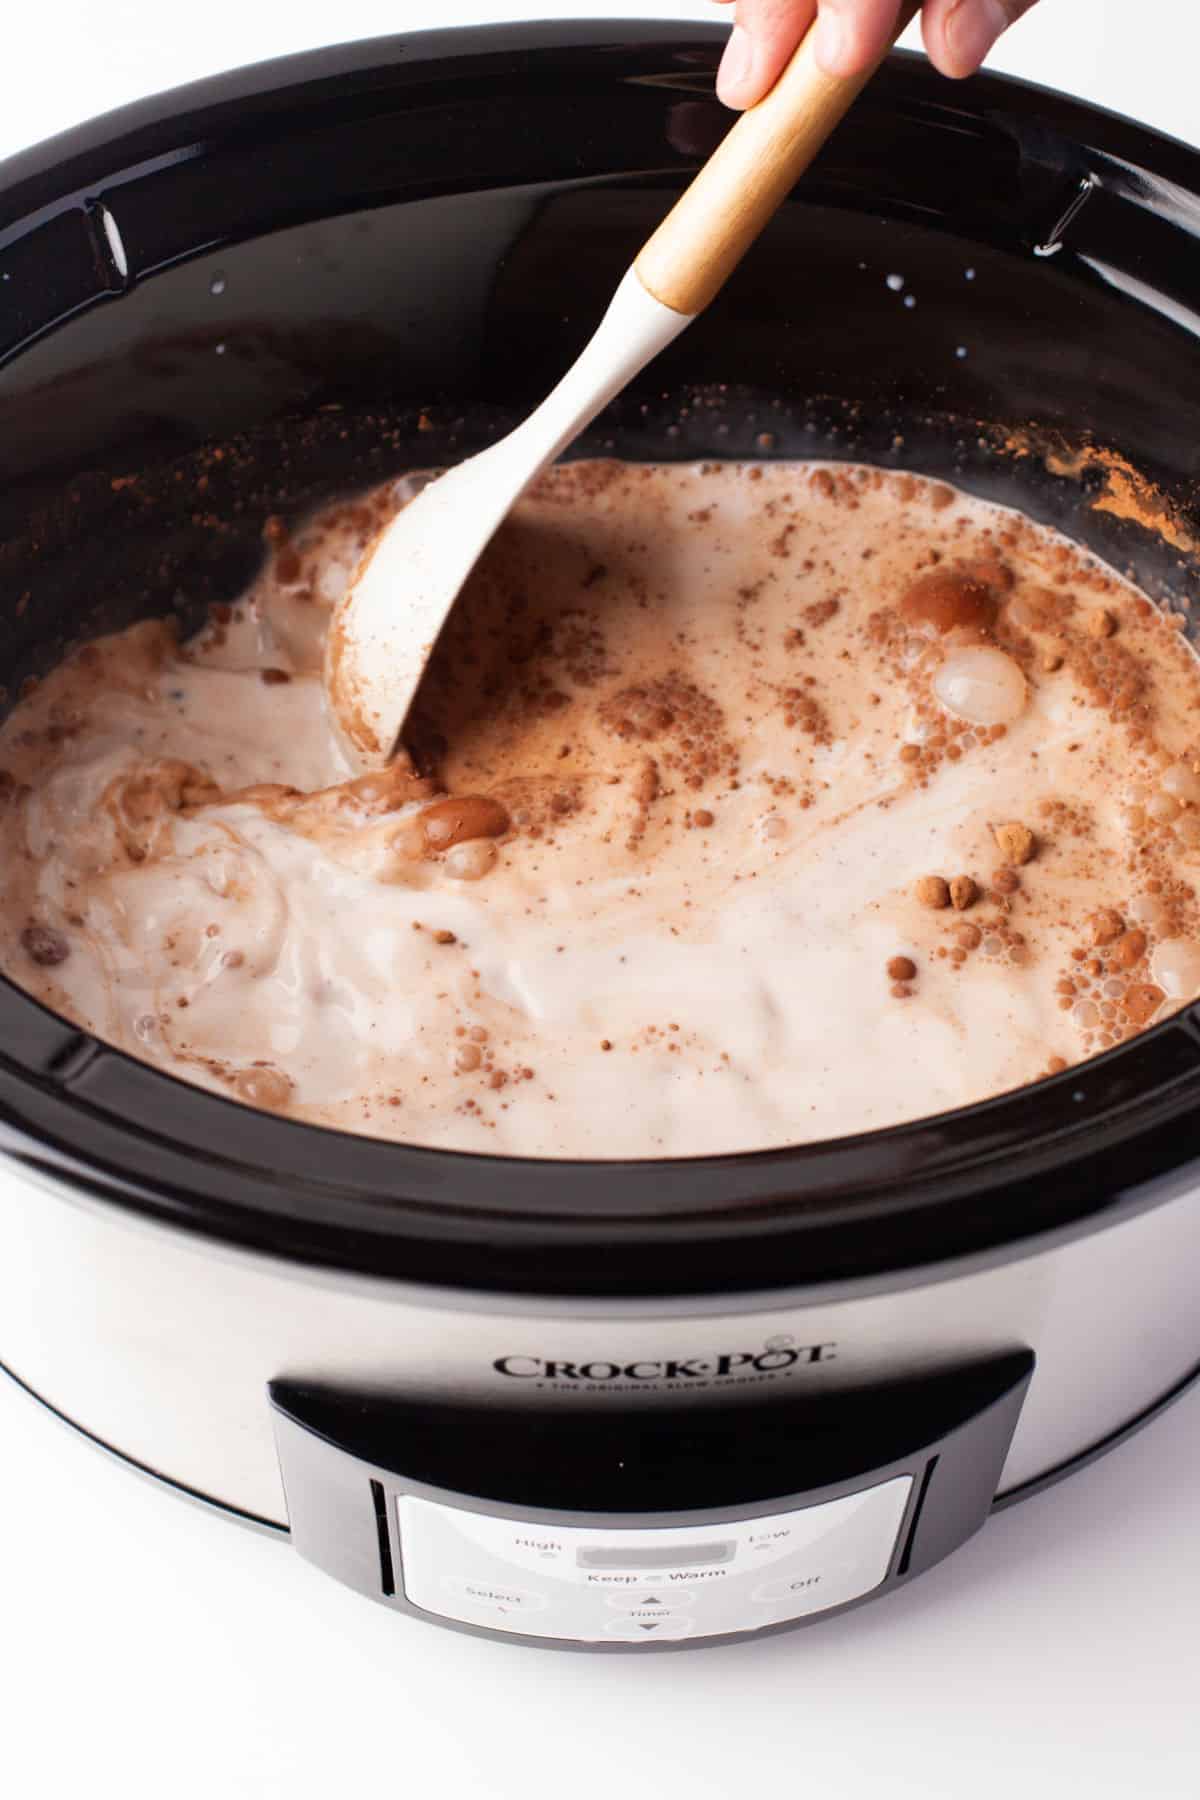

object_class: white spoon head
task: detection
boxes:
[324,450,517,772]
[323,271,692,772]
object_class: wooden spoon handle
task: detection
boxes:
[635,3,921,317]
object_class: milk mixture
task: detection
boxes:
[4,459,1200,1158]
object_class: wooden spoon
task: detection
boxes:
[326,7,919,770]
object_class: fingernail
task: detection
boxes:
[813,10,852,77]
[717,25,755,106]
[946,0,1008,75]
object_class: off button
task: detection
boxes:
[753,1573,827,1605]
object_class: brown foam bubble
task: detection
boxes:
[418,794,511,851]
[598,672,736,791]
[900,565,1000,637]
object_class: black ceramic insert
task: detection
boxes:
[1,24,1199,1296]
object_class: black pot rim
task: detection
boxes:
[6,19,1200,220]
[3,21,1200,1301]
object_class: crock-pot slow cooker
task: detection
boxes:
[3,21,1200,1653]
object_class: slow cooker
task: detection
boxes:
[3,20,1200,1653]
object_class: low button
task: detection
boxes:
[604,1613,695,1641]
[605,1589,694,1612]
[447,1578,548,1615]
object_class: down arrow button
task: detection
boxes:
[604,1613,695,1640]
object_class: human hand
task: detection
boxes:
[714,1,1039,109]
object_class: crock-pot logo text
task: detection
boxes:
[493,1338,837,1389]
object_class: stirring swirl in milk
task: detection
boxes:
[3,459,1199,1158]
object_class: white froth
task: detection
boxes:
[2,459,1198,1159]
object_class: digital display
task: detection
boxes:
[576,1541,736,1570]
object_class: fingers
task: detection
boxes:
[715,0,1040,110]
[811,0,906,78]
[921,0,1040,79]
[716,0,817,110]
[716,0,906,107]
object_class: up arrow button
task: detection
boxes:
[605,1589,695,1611]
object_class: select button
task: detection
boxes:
[447,1578,547,1615]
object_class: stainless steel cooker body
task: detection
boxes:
[3,23,1200,1647]
[3,1156,1200,1523]
[1,1153,1199,1647]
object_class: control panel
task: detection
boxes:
[398,1480,912,1641]
[269,1349,1033,1648]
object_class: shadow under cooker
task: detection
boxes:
[1,23,1199,1648]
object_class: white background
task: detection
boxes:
[2,3,1199,1797]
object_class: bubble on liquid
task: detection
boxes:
[1008,592,1048,632]
[886,273,905,292]
[444,839,498,881]
[932,646,1027,728]
[1162,760,1200,805]
[232,1066,293,1110]
[210,272,227,296]
[955,346,968,359]
[380,824,425,876]
[215,342,227,356]
[903,294,917,310]
[965,267,977,282]
[1151,938,1200,1000]
[1146,792,1182,824]
[1129,894,1168,933]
